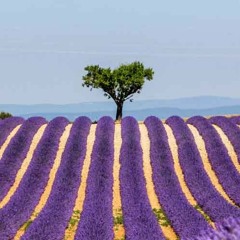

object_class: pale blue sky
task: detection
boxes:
[0,0,239,104]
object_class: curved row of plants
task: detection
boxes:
[0,115,240,239]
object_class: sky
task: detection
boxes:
[0,0,239,104]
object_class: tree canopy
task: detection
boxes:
[82,61,154,120]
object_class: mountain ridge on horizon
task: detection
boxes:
[1,96,240,121]
[17,105,240,121]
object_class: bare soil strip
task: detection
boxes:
[188,124,235,205]
[4,120,238,238]
[0,125,21,159]
[140,123,178,240]
[64,124,96,240]
[212,124,240,173]
[113,123,125,240]
[14,124,72,239]
[164,124,214,228]
[164,124,198,205]
[0,124,47,209]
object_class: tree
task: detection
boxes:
[82,61,154,121]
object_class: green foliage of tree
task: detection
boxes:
[0,112,12,119]
[82,61,154,121]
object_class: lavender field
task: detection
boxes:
[1,115,240,239]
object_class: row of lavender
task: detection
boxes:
[0,116,115,240]
[0,115,240,239]
[145,115,240,239]
[0,117,69,239]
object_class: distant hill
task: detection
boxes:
[1,96,240,121]
[18,106,240,121]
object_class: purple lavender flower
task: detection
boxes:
[229,116,240,125]
[74,116,114,240]
[187,116,240,206]
[189,217,240,240]
[0,117,47,201]
[0,116,24,149]
[209,116,240,165]
[166,116,240,222]
[0,117,68,240]
[145,116,210,239]
[120,116,165,240]
[22,117,91,240]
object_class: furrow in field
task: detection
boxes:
[28,124,72,212]
[166,116,240,223]
[15,123,72,239]
[230,116,240,125]
[0,124,47,209]
[0,125,22,159]
[120,117,164,240]
[113,123,125,240]
[209,116,240,166]
[64,124,96,240]
[0,117,24,152]
[139,123,177,240]
[212,125,240,173]
[21,117,91,240]
[187,116,240,206]
[74,117,114,239]
[0,117,69,240]
[187,124,235,205]
[164,122,214,227]
[145,116,210,239]
[0,117,47,202]
[164,124,197,205]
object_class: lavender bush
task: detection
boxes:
[0,116,24,149]
[189,217,240,240]
[166,116,240,222]
[229,116,240,125]
[22,117,91,240]
[145,116,210,239]
[187,116,240,206]
[0,117,68,240]
[209,116,240,165]
[0,117,46,201]
[74,116,114,240]
[120,116,165,240]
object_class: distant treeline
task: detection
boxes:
[0,112,12,119]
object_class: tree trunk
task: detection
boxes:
[116,102,123,121]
